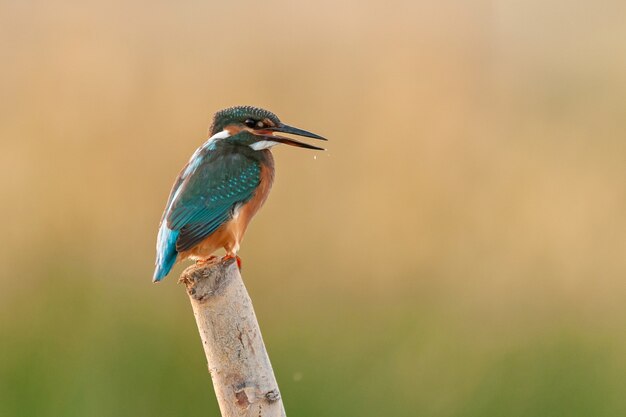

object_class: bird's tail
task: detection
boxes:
[153,257,176,282]
[153,224,179,282]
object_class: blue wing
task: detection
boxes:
[153,150,260,281]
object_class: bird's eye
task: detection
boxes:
[244,119,256,128]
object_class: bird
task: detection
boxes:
[153,105,326,282]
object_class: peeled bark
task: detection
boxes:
[179,259,286,417]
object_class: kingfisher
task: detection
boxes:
[153,105,326,282]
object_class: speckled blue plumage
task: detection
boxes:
[153,138,262,282]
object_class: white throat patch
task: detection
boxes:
[250,140,279,150]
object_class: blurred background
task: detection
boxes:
[2,0,626,416]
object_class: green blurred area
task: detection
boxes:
[2,0,626,416]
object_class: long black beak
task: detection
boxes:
[262,123,327,150]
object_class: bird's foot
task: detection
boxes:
[195,255,218,267]
[222,254,242,269]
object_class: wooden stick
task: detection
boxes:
[179,259,286,417]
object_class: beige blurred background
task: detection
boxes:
[1,1,626,416]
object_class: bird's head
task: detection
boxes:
[208,105,326,151]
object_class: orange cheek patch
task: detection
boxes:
[224,124,243,135]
